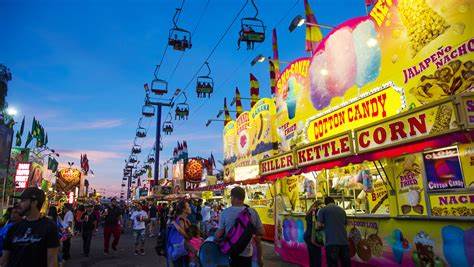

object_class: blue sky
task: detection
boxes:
[1,0,367,196]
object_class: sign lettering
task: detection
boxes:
[259,152,295,176]
[296,133,354,167]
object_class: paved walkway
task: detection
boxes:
[64,228,298,267]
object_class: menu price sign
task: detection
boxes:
[14,162,31,189]
[424,146,465,192]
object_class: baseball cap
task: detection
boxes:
[13,187,46,203]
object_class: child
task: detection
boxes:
[187,225,203,267]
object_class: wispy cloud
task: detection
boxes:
[58,149,124,163]
[49,119,124,131]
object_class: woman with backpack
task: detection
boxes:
[168,200,192,267]
[304,200,323,267]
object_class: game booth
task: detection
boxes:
[222,0,473,266]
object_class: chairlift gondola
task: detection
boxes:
[151,78,168,95]
[163,112,174,135]
[175,92,189,120]
[132,144,142,154]
[129,155,138,163]
[136,126,147,138]
[196,62,214,98]
[147,155,155,163]
[238,0,265,50]
[168,8,192,51]
[142,100,155,117]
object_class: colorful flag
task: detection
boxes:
[223,98,231,126]
[364,0,377,13]
[250,74,260,108]
[272,28,280,79]
[44,133,48,146]
[24,131,32,148]
[19,116,25,136]
[304,0,323,54]
[235,87,243,117]
[269,60,277,95]
[81,154,90,175]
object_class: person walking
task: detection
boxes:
[103,198,123,255]
[130,204,148,255]
[317,197,351,267]
[200,202,211,237]
[0,187,60,267]
[304,201,323,267]
[169,200,192,267]
[0,205,22,257]
[215,186,264,267]
[62,204,74,260]
[81,204,97,257]
[148,202,158,237]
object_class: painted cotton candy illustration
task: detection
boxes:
[325,27,356,94]
[309,51,331,109]
[353,20,381,87]
[309,18,382,110]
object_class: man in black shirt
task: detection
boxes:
[0,187,59,267]
[81,204,97,257]
[103,198,122,254]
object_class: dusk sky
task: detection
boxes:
[1,0,367,196]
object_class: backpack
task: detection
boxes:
[166,219,188,261]
[219,207,256,256]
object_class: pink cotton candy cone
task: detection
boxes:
[325,27,356,96]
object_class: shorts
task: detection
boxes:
[133,229,146,245]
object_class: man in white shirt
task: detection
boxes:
[62,204,74,260]
[200,202,211,236]
[130,204,148,256]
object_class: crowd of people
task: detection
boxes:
[0,186,351,267]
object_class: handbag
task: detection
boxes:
[310,210,325,247]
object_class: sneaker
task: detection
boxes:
[134,250,139,256]
[140,250,145,256]
[104,252,109,256]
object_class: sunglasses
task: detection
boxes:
[401,204,423,215]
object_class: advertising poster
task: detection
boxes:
[223,121,236,183]
[275,58,311,152]
[28,162,44,188]
[423,146,465,191]
[249,98,278,161]
[457,143,474,188]
[391,154,428,216]
[184,158,204,191]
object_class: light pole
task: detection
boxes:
[147,98,173,186]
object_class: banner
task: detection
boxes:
[249,98,278,161]
[355,100,459,153]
